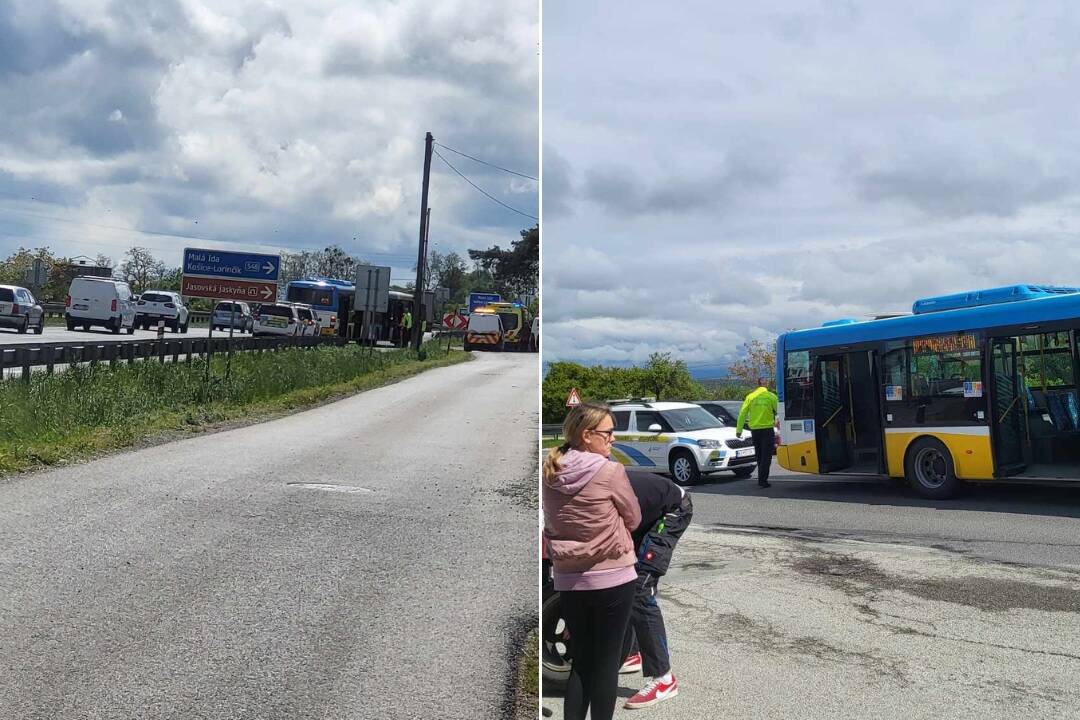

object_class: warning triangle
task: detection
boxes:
[566,388,582,407]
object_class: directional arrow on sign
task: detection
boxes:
[182,276,277,303]
[263,261,275,275]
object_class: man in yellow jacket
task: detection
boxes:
[735,377,779,488]
[399,310,412,348]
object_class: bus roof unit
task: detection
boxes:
[292,277,355,289]
[912,284,1080,315]
[783,284,1080,353]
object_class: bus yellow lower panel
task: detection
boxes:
[777,440,819,474]
[884,431,994,480]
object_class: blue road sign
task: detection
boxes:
[468,292,501,312]
[183,248,280,282]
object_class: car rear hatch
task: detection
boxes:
[138,292,178,318]
[0,288,14,316]
[258,305,292,329]
[69,286,99,314]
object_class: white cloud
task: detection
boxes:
[0,0,537,275]
[543,1,1080,372]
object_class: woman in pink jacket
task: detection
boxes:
[543,402,641,720]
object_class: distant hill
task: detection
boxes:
[544,361,734,380]
[687,364,731,380]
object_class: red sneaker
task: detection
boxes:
[619,652,642,674]
[624,675,678,709]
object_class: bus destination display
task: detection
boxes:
[912,333,977,355]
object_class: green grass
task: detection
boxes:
[0,341,469,475]
[515,629,539,719]
[541,437,562,449]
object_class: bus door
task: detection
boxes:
[814,355,852,472]
[337,292,353,338]
[848,349,886,473]
[988,337,1026,475]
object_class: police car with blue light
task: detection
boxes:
[608,399,757,485]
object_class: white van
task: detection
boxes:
[65,277,137,334]
[464,311,504,351]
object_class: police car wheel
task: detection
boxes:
[541,592,572,689]
[669,449,700,485]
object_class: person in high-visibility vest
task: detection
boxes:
[735,377,779,488]
[399,310,413,347]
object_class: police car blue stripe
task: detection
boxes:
[612,443,656,466]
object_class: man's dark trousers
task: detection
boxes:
[621,493,693,677]
[751,427,774,485]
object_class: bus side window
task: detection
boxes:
[883,346,910,399]
[785,350,813,418]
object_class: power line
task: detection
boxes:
[432,149,538,222]
[433,142,538,182]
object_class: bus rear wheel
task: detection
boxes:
[905,437,961,499]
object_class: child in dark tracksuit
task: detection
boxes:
[619,474,693,709]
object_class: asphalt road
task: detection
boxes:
[544,523,1080,720]
[682,461,1080,572]
[544,463,1080,719]
[0,324,252,345]
[0,351,537,719]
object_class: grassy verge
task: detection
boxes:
[541,437,562,449]
[514,628,539,720]
[0,340,469,475]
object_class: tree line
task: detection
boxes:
[0,224,538,318]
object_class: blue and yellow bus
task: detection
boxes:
[285,278,355,336]
[776,284,1080,498]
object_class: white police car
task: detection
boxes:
[608,400,756,485]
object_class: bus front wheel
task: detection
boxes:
[904,437,961,499]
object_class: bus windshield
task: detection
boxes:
[287,286,335,308]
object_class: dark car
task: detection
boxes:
[0,285,44,334]
[693,399,778,454]
[693,400,742,427]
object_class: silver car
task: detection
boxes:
[211,301,254,333]
[0,284,44,334]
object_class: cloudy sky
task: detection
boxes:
[543,1,1080,375]
[0,0,537,285]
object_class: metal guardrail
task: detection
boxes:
[0,334,349,382]
[542,424,563,438]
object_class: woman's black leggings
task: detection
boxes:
[561,579,636,720]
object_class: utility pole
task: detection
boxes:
[412,132,433,351]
